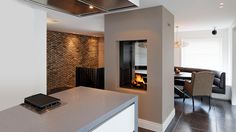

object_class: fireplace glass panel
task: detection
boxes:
[120,40,147,90]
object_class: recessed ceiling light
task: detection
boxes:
[47,18,58,24]
[220,2,224,6]
[219,5,224,8]
[89,5,94,9]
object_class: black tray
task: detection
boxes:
[24,93,61,113]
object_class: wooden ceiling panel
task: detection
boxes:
[28,0,137,16]
[80,0,136,11]
[48,0,103,15]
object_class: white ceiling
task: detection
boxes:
[47,0,236,36]
[162,0,236,31]
[47,9,105,36]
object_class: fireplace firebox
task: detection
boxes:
[120,40,147,90]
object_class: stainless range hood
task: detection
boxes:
[26,0,139,16]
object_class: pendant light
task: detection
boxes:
[174,26,182,48]
[174,26,189,48]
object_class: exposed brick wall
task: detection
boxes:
[98,37,104,68]
[47,30,104,90]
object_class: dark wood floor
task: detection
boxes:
[139,98,236,132]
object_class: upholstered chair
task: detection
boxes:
[183,71,215,111]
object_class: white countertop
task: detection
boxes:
[0,87,138,132]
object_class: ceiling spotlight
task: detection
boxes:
[89,5,94,9]
[219,5,224,8]
[220,2,224,6]
[47,18,58,24]
[212,28,217,35]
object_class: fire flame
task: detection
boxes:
[132,74,145,86]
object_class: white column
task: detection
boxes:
[232,27,236,105]
[0,0,47,111]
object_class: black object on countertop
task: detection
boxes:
[24,93,61,111]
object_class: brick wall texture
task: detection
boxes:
[47,30,104,90]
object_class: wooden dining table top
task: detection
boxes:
[134,70,192,80]
[174,72,192,79]
[135,70,147,75]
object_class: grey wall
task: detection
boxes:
[162,7,174,121]
[104,6,174,124]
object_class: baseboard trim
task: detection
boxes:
[163,109,175,131]
[212,93,230,100]
[138,109,175,132]
[138,118,162,132]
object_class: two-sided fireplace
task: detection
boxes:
[119,40,147,90]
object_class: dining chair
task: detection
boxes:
[183,71,215,111]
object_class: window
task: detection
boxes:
[181,38,223,71]
[135,43,147,66]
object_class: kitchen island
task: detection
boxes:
[0,87,138,132]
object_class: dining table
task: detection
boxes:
[134,71,192,80]
[135,70,147,75]
[174,72,192,98]
[133,70,191,98]
[174,72,192,80]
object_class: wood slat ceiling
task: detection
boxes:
[48,0,103,15]
[80,0,136,11]
[28,0,137,16]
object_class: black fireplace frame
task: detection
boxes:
[119,40,147,90]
